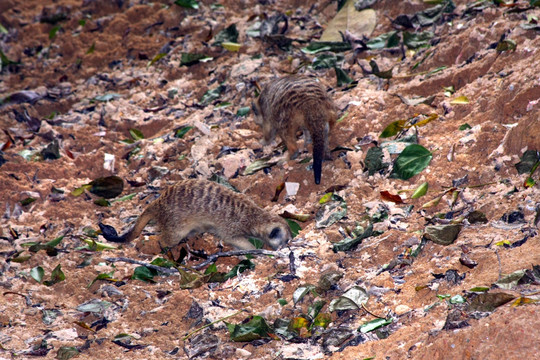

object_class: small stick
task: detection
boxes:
[104,257,178,275]
[192,249,281,270]
[362,303,386,319]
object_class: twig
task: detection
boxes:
[104,257,179,275]
[182,310,244,341]
[192,249,283,270]
[362,303,385,319]
[495,249,502,280]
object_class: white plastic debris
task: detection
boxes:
[285,182,300,197]
[104,153,115,172]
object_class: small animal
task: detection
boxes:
[99,179,291,250]
[252,75,337,184]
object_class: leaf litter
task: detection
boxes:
[0,0,539,359]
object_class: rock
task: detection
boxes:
[424,224,462,245]
[395,304,411,315]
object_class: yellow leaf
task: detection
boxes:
[494,240,511,246]
[450,95,470,105]
[319,192,333,204]
[511,297,538,307]
[82,238,117,250]
[221,42,241,52]
[422,195,442,208]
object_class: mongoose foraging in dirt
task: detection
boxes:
[252,75,337,184]
[99,179,291,250]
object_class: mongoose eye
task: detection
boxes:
[269,227,282,239]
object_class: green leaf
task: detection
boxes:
[76,300,112,314]
[531,0,540,6]
[332,223,373,252]
[364,146,388,176]
[30,266,45,283]
[0,23,7,34]
[112,193,136,202]
[329,286,369,312]
[366,31,400,50]
[496,39,517,52]
[131,266,158,282]
[213,24,238,45]
[469,292,515,312]
[174,0,199,9]
[248,237,264,249]
[180,53,212,66]
[335,67,354,87]
[224,259,255,280]
[89,176,124,199]
[93,198,110,207]
[129,128,144,140]
[369,60,393,79]
[293,284,317,305]
[147,52,167,67]
[43,264,66,286]
[403,31,434,49]
[312,54,340,69]
[49,26,61,40]
[494,270,526,289]
[315,194,347,228]
[469,286,489,292]
[277,298,288,306]
[359,318,392,333]
[46,235,65,248]
[301,41,352,54]
[88,271,116,288]
[86,42,95,54]
[204,263,218,274]
[56,346,80,360]
[515,150,540,175]
[71,184,91,196]
[236,107,250,117]
[286,219,301,238]
[199,85,225,106]
[175,125,194,138]
[92,93,121,102]
[411,182,428,198]
[82,238,117,251]
[242,157,277,175]
[390,144,432,180]
[209,174,240,192]
[20,197,36,206]
[307,300,327,320]
[459,123,472,130]
[226,315,273,342]
[380,119,407,138]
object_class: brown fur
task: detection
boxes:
[99,179,291,250]
[253,75,337,184]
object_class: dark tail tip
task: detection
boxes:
[313,150,322,185]
[98,222,127,242]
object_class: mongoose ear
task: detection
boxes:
[269,227,282,239]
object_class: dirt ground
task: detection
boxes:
[1,0,539,359]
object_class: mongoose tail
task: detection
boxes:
[99,206,154,243]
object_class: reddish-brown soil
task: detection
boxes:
[1,0,539,359]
